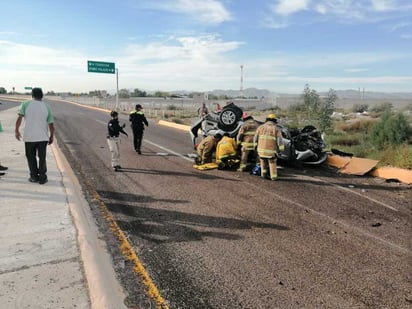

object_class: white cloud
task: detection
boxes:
[344,68,369,73]
[388,22,410,32]
[269,0,412,24]
[1,39,411,93]
[271,0,310,15]
[371,0,395,11]
[122,35,243,63]
[314,1,365,19]
[259,16,289,29]
[0,40,85,67]
[144,0,232,24]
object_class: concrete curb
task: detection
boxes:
[52,141,127,309]
[158,120,191,131]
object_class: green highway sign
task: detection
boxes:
[24,87,32,90]
[87,60,115,74]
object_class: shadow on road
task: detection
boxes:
[117,167,240,181]
[100,191,289,244]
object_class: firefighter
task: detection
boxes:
[254,114,284,180]
[216,133,238,169]
[236,113,260,171]
[196,132,223,165]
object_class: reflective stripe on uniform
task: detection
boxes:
[258,148,276,157]
[241,141,255,149]
[244,131,256,136]
[259,134,276,141]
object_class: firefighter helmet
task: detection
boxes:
[266,114,277,122]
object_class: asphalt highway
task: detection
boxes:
[4,97,410,308]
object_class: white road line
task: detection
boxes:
[144,139,194,162]
[294,174,398,212]
[249,180,410,255]
[330,182,398,212]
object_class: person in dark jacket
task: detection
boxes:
[0,163,7,177]
[107,110,128,171]
[129,104,148,154]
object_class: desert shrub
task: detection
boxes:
[370,102,393,114]
[378,144,412,169]
[167,104,178,110]
[327,133,361,147]
[334,120,348,132]
[317,89,337,133]
[352,103,369,113]
[339,119,377,134]
[288,103,306,113]
[369,111,411,150]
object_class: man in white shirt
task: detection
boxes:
[15,88,54,184]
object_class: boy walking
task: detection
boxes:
[107,111,128,171]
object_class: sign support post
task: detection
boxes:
[116,68,119,110]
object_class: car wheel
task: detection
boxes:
[220,109,237,125]
[218,106,242,131]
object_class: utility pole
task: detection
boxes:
[240,65,244,97]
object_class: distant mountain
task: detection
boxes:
[206,88,412,100]
[327,90,412,100]
[209,88,274,99]
[154,87,412,101]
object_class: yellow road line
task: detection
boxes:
[83,177,170,309]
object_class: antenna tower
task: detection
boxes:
[240,65,244,96]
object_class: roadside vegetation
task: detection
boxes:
[260,85,412,169]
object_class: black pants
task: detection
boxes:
[133,129,144,151]
[25,141,48,180]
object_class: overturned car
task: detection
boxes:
[190,103,328,165]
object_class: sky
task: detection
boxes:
[1,0,412,95]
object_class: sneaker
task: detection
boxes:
[137,150,142,155]
[0,172,5,176]
[39,177,48,185]
[29,177,39,183]
[115,165,122,169]
[0,165,8,171]
[113,166,120,172]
